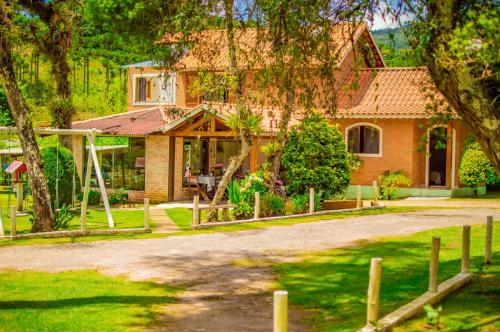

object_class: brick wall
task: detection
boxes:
[336,119,417,185]
[144,135,169,202]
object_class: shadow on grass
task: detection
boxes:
[273,230,498,332]
[0,295,172,310]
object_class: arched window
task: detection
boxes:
[346,123,382,156]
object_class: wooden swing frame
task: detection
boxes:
[0,127,114,229]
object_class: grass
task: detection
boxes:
[450,191,500,200]
[165,206,452,232]
[0,206,449,247]
[272,224,500,332]
[394,272,499,331]
[0,270,177,331]
[1,209,151,236]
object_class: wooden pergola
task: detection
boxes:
[0,127,114,229]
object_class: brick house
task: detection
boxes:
[72,24,469,202]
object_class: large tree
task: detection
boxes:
[378,0,499,174]
[0,3,54,232]
[17,0,80,148]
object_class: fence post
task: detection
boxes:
[372,181,379,205]
[429,236,440,293]
[10,206,16,237]
[356,184,362,209]
[16,182,24,212]
[192,195,200,226]
[367,257,383,327]
[143,198,150,229]
[0,207,4,236]
[273,290,288,332]
[485,216,493,265]
[309,187,315,214]
[254,191,260,220]
[461,225,471,274]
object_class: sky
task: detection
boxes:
[368,2,414,30]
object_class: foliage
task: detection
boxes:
[240,172,267,204]
[290,192,322,214]
[0,88,14,126]
[40,147,81,208]
[378,171,413,200]
[77,190,102,206]
[459,141,499,190]
[109,188,128,205]
[347,152,363,173]
[423,305,443,330]
[260,193,286,217]
[283,113,350,199]
[54,204,73,230]
[226,180,241,205]
[233,201,254,220]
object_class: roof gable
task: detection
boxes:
[160,22,384,71]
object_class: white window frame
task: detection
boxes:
[345,122,383,158]
[132,72,176,106]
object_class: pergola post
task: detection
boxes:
[88,129,114,228]
[80,133,94,231]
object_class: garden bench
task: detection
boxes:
[190,203,236,224]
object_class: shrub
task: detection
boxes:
[55,204,74,230]
[41,146,81,208]
[76,189,102,206]
[240,172,267,203]
[282,112,350,199]
[226,180,241,205]
[260,193,286,217]
[290,192,322,214]
[459,141,499,191]
[233,201,253,220]
[109,188,128,205]
[378,170,412,200]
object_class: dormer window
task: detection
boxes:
[133,73,175,105]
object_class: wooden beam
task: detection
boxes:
[171,131,236,137]
[80,132,95,230]
[88,132,115,228]
[0,126,102,136]
[445,123,453,189]
[250,138,258,172]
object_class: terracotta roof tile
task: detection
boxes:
[337,67,452,118]
[72,107,190,135]
[159,23,384,70]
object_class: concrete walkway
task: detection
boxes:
[149,208,179,233]
[0,207,497,331]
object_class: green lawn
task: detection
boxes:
[0,270,177,331]
[165,206,452,232]
[394,271,499,331]
[272,224,500,332]
[1,209,151,236]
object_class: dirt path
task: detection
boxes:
[0,208,497,331]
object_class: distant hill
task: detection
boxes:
[371,28,410,49]
[370,28,418,67]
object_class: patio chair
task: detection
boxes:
[188,175,200,195]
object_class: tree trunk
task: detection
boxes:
[48,50,74,149]
[269,90,294,181]
[426,0,500,175]
[0,33,54,233]
[206,0,255,222]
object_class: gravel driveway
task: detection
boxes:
[0,208,497,331]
